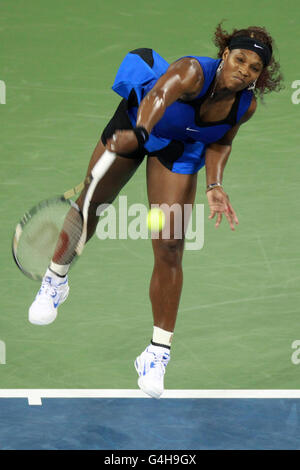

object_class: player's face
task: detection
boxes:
[221,47,263,91]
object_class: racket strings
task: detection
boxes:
[52,205,83,265]
[13,199,83,281]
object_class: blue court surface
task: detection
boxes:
[0,396,300,450]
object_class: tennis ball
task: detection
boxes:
[147,208,165,232]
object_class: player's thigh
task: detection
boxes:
[147,156,197,205]
[146,156,197,253]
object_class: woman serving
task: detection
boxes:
[29,23,283,399]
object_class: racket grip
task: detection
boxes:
[91,149,117,179]
[76,150,117,255]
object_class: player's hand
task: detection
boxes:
[106,130,139,155]
[206,187,239,231]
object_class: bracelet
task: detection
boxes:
[133,126,149,149]
[206,182,223,193]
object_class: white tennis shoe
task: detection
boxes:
[134,344,170,399]
[28,272,69,325]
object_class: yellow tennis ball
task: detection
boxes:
[147,208,165,232]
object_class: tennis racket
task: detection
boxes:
[12,150,117,281]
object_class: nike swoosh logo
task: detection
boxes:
[53,299,59,308]
[186,127,201,133]
[254,44,263,49]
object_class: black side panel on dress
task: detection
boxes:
[127,89,139,108]
[148,140,185,171]
[101,99,146,160]
[130,48,154,68]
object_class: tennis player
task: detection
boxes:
[29,23,283,398]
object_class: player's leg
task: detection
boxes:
[147,157,197,333]
[135,156,198,398]
[75,139,143,244]
[54,99,146,262]
[29,140,143,325]
[50,140,143,269]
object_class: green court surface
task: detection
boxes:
[0,0,299,391]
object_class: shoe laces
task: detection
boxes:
[38,277,57,298]
[149,351,170,374]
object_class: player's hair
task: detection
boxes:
[213,22,284,100]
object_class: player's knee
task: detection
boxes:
[156,238,184,266]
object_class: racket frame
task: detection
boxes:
[12,197,82,281]
[12,149,117,280]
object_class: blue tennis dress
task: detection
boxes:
[112,48,253,174]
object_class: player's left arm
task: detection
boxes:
[205,96,257,230]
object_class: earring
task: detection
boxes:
[217,60,224,74]
[210,60,224,98]
[248,79,257,91]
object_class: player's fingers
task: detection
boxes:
[224,208,235,231]
[226,203,238,227]
[215,212,222,228]
[228,203,239,225]
[208,209,216,220]
[108,130,139,154]
[106,135,116,152]
[107,133,119,151]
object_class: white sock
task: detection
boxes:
[152,326,173,348]
[46,267,67,283]
[49,261,70,277]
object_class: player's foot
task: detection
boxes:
[28,271,69,325]
[134,344,170,399]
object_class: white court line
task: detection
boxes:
[1,389,300,405]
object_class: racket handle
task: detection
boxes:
[63,150,116,200]
[76,150,117,255]
[91,149,117,179]
[85,150,117,212]
[63,182,85,200]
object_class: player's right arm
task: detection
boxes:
[136,58,204,132]
[106,58,204,154]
